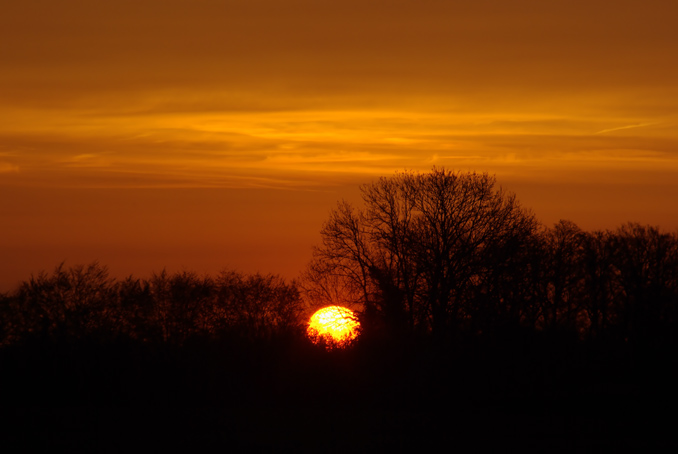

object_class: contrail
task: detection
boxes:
[595,123,656,135]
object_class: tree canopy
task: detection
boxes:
[304,168,539,337]
[304,168,678,348]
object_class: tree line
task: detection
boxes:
[0,265,303,348]
[1,167,677,352]
[2,167,676,449]
[304,168,678,351]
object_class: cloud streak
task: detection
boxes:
[1,0,678,289]
[595,123,658,135]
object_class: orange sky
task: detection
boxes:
[1,0,677,291]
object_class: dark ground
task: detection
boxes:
[2,333,677,452]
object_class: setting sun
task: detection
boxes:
[307,306,360,348]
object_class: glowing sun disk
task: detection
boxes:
[307,306,360,348]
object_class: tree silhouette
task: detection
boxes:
[141,270,214,346]
[1,171,678,448]
[609,223,678,349]
[214,270,303,339]
[537,220,586,332]
[304,168,538,339]
[10,262,116,341]
[578,229,617,342]
[0,263,303,349]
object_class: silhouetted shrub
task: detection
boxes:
[1,264,303,348]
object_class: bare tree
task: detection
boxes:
[12,262,115,341]
[579,229,617,342]
[304,168,538,338]
[145,270,214,346]
[609,223,678,347]
[536,220,586,332]
[214,270,303,339]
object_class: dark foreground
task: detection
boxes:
[2,333,677,452]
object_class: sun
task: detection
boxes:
[307,306,360,349]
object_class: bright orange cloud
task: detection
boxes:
[1,0,677,291]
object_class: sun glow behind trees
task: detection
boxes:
[307,306,360,349]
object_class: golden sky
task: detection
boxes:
[1,0,677,290]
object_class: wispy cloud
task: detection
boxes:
[595,123,657,135]
[60,153,113,168]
